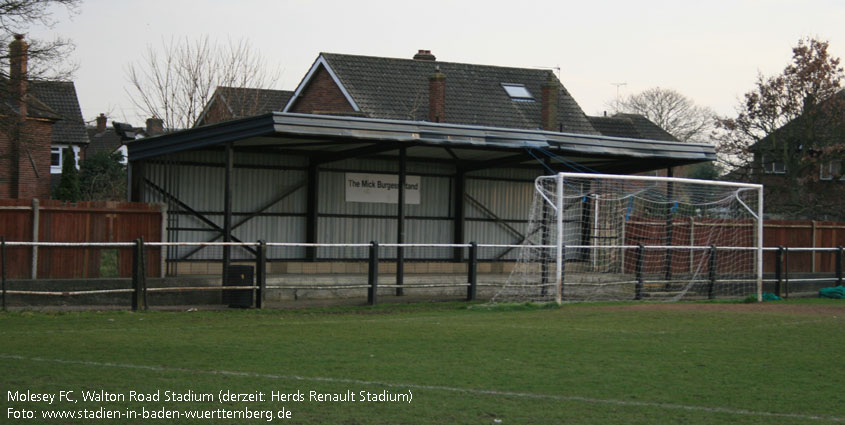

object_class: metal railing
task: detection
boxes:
[1,240,842,310]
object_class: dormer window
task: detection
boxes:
[501,83,534,102]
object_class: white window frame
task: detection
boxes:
[50,147,62,173]
[761,153,786,174]
[50,145,80,174]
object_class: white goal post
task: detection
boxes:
[494,172,764,304]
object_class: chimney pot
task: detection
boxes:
[413,49,436,61]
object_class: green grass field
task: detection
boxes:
[1,299,843,424]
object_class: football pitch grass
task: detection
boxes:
[1,299,843,424]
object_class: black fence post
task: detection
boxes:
[1,236,6,311]
[560,244,567,302]
[467,242,477,301]
[368,241,379,306]
[708,245,717,300]
[634,244,644,300]
[131,238,144,311]
[837,246,843,287]
[784,247,790,298]
[140,238,147,310]
[775,246,784,298]
[256,240,266,309]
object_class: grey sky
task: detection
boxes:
[27,0,845,127]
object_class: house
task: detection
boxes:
[284,50,598,135]
[748,89,845,219]
[0,35,88,199]
[86,113,164,164]
[195,86,293,127]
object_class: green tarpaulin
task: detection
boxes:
[819,286,845,299]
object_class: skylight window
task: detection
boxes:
[502,83,534,101]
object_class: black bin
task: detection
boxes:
[224,265,254,308]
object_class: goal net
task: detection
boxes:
[493,173,763,304]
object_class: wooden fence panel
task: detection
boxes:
[0,199,163,279]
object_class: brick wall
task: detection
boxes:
[289,66,356,114]
[0,119,53,199]
[198,100,233,126]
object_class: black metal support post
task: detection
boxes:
[396,146,406,296]
[452,171,465,262]
[129,160,145,202]
[305,162,319,261]
[634,244,644,300]
[467,242,478,301]
[708,245,717,300]
[132,238,147,311]
[368,241,379,305]
[222,143,233,281]
[1,236,6,311]
[837,246,843,286]
[775,246,784,298]
[256,240,266,309]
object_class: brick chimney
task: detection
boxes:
[413,49,436,61]
[429,67,446,123]
[541,73,559,131]
[9,34,28,117]
[146,117,163,136]
[96,113,107,133]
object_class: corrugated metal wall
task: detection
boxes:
[143,150,547,261]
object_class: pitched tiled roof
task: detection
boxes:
[588,114,679,142]
[218,86,294,117]
[197,86,294,126]
[295,53,599,134]
[29,80,89,145]
[86,128,127,157]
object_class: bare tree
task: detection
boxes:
[0,0,79,81]
[609,87,716,143]
[125,36,281,130]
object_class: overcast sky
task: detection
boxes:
[26,0,845,127]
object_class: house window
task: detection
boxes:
[51,145,79,174]
[820,161,843,181]
[51,147,61,167]
[501,83,534,101]
[761,153,785,174]
[50,147,63,174]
